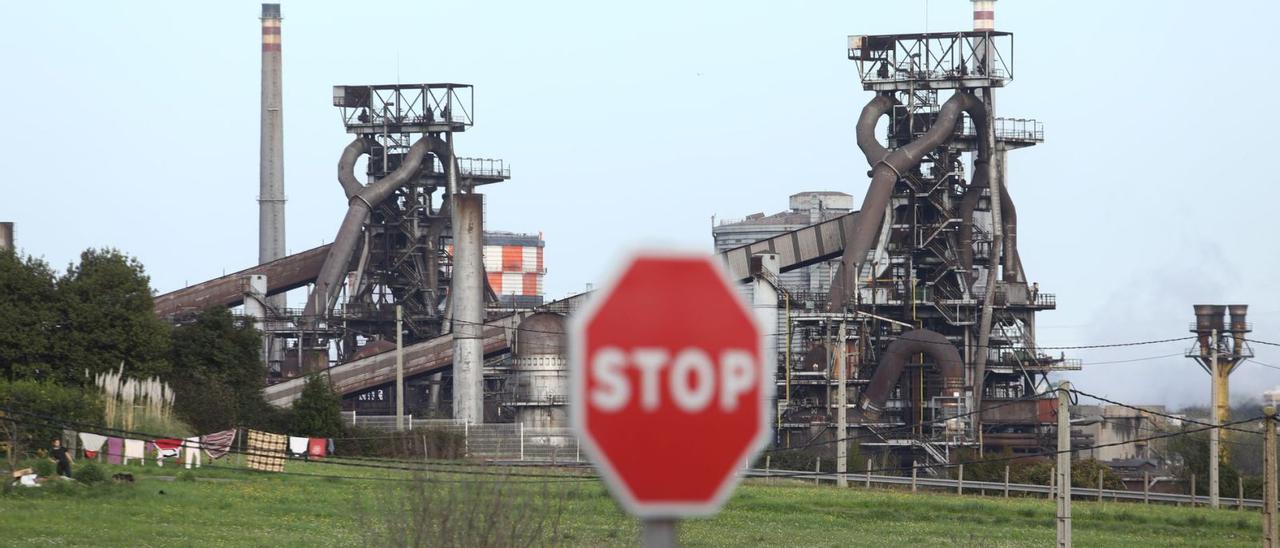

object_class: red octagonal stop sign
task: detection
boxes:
[571,251,770,518]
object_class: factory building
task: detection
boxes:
[481,231,546,309]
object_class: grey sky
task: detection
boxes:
[3,1,1277,407]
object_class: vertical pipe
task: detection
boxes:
[1267,406,1278,548]
[450,193,486,424]
[836,321,848,488]
[753,255,781,431]
[1056,381,1072,547]
[258,4,285,312]
[1210,329,1220,508]
[396,305,405,432]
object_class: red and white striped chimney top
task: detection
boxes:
[972,0,995,32]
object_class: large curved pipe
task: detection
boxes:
[956,162,1023,287]
[999,181,1022,282]
[829,91,989,310]
[956,159,988,290]
[858,329,965,420]
[305,135,448,317]
[337,137,371,200]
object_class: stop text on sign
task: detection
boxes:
[589,346,758,413]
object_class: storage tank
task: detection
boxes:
[510,312,568,431]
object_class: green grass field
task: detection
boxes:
[0,459,1262,547]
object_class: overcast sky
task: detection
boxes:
[3,1,1277,408]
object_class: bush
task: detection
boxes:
[363,474,570,547]
[290,375,344,438]
[31,459,55,477]
[76,462,106,485]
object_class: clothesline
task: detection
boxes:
[73,427,333,473]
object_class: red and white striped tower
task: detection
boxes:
[972,0,996,31]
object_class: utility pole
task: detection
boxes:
[836,321,848,488]
[396,304,405,432]
[1056,380,1072,548]
[1265,406,1277,548]
[1209,329,1221,508]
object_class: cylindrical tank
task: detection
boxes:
[511,312,568,433]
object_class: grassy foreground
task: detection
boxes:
[0,460,1262,547]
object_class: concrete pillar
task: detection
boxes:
[242,274,270,368]
[451,193,485,423]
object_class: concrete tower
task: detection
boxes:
[259,3,286,310]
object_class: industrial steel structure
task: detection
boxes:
[720,10,1076,470]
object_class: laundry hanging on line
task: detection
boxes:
[200,428,236,460]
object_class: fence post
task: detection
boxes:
[1191,474,1196,508]
[765,455,771,484]
[1097,470,1103,502]
[519,423,525,461]
[464,422,470,458]
[865,458,871,489]
[958,464,964,496]
[815,458,821,487]
[422,434,428,463]
[1143,471,1149,505]
[1239,477,1245,511]
[911,461,918,493]
[1050,466,1055,500]
[1004,465,1010,498]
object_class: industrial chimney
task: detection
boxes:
[259,3,285,310]
[972,0,996,31]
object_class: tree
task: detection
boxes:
[291,374,344,438]
[0,250,61,381]
[56,248,170,383]
[1167,427,1242,497]
[0,379,103,465]
[169,306,270,433]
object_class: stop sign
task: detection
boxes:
[570,251,771,518]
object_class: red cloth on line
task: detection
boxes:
[84,450,98,459]
[154,439,183,451]
[308,438,326,459]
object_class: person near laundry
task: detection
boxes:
[50,438,74,478]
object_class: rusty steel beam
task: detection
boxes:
[263,323,513,407]
[153,244,331,318]
[719,211,858,282]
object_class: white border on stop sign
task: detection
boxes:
[569,247,773,519]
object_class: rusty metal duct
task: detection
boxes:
[304,135,447,317]
[829,91,990,309]
[1193,304,1218,356]
[1229,304,1249,354]
[858,329,965,420]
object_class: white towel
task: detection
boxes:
[288,436,309,456]
[183,436,202,469]
[123,439,146,464]
[79,432,108,453]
